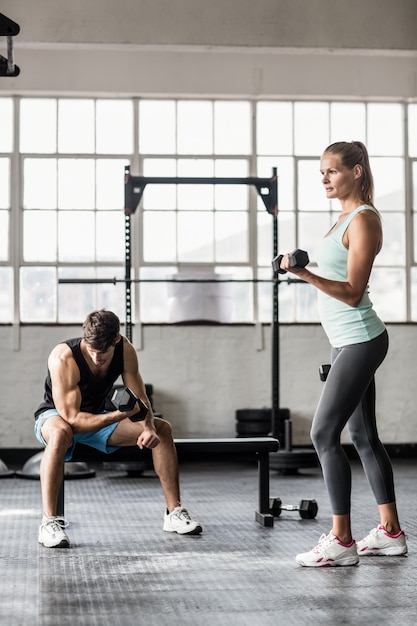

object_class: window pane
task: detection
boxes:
[294,102,329,156]
[215,212,248,262]
[257,267,274,323]
[142,158,176,210]
[96,211,125,262]
[96,159,127,210]
[0,158,10,208]
[375,213,405,266]
[23,210,57,262]
[20,267,57,322]
[371,157,405,211]
[370,267,405,321]
[96,100,133,154]
[58,266,95,322]
[95,267,127,320]
[295,282,319,322]
[409,105,417,157]
[217,266,252,322]
[178,212,213,262]
[20,99,57,153]
[58,211,95,262]
[411,267,417,320]
[298,212,332,263]
[214,159,248,211]
[177,101,213,154]
[0,267,13,322]
[414,161,417,209]
[330,103,366,144]
[23,159,57,209]
[297,159,325,211]
[139,100,176,154]
[367,103,403,156]
[140,266,174,322]
[143,211,177,262]
[214,101,251,155]
[58,99,95,153]
[258,211,295,267]
[0,98,13,151]
[58,159,95,210]
[257,102,293,155]
[413,214,417,264]
[177,159,214,210]
[413,162,417,262]
[58,266,125,323]
[0,210,9,260]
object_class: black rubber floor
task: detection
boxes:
[1,457,415,625]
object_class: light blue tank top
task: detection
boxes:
[316,204,385,348]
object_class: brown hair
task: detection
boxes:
[82,310,120,351]
[323,141,375,207]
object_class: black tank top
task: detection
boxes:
[34,337,124,419]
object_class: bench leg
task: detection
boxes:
[255,450,274,527]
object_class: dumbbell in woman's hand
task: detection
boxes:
[272,249,309,274]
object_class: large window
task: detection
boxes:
[1,97,416,324]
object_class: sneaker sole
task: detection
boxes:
[163,524,203,535]
[38,537,70,548]
[358,547,407,556]
[296,557,359,568]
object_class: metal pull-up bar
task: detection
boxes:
[0,12,20,77]
[124,167,278,217]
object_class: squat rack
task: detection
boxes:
[122,166,283,439]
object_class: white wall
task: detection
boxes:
[1,323,416,448]
[0,1,416,449]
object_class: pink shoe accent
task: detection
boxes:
[335,537,355,548]
[377,524,404,539]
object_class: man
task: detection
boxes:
[34,309,202,547]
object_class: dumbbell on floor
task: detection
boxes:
[272,249,309,275]
[269,497,318,519]
[111,387,149,422]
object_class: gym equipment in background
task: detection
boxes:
[0,12,20,77]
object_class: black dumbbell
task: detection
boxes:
[272,249,309,274]
[111,387,149,422]
[269,497,318,519]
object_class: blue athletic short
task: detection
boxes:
[34,408,120,462]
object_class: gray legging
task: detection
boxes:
[311,329,395,515]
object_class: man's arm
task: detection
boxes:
[49,343,135,433]
[121,338,158,436]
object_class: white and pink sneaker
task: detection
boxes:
[296,531,359,567]
[357,525,407,556]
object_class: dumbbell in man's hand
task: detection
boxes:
[111,387,149,422]
[272,249,309,275]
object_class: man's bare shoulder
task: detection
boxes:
[48,342,76,369]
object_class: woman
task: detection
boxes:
[280,141,407,567]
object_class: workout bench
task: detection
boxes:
[57,436,280,526]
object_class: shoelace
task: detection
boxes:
[43,516,69,532]
[173,508,192,520]
[313,533,334,552]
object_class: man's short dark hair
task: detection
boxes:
[82,310,120,352]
